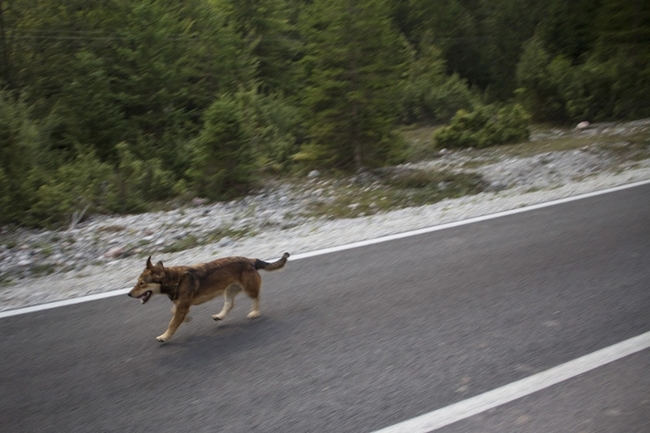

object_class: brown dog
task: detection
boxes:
[128,252,290,342]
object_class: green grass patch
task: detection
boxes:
[399,125,442,162]
[161,235,200,253]
[160,227,254,254]
[204,227,252,243]
[304,170,486,219]
[30,263,58,277]
[97,225,127,233]
[0,273,14,287]
[400,121,650,169]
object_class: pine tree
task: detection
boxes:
[8,0,251,167]
[477,0,549,99]
[218,0,302,95]
[299,0,407,170]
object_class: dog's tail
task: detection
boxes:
[254,252,290,271]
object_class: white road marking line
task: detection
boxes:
[290,179,650,261]
[0,289,130,318]
[1,179,649,319]
[372,330,650,433]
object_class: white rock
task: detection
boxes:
[104,247,126,259]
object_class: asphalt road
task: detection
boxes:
[1,184,649,433]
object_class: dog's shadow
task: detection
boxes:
[151,313,300,370]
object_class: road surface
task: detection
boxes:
[1,184,649,432]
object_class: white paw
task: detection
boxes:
[156,334,170,342]
[247,311,260,319]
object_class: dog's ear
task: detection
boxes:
[155,260,165,272]
[146,256,153,270]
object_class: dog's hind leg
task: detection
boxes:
[246,297,260,319]
[212,285,240,321]
[243,272,262,319]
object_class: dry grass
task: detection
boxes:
[400,121,650,167]
[304,120,650,221]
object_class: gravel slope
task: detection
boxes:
[1,120,649,312]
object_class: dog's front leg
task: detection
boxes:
[171,304,192,322]
[157,305,189,342]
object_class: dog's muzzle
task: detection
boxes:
[129,290,153,304]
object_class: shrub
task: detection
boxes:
[425,74,480,123]
[0,91,42,224]
[28,150,113,227]
[290,142,333,171]
[105,142,177,214]
[25,142,178,227]
[0,168,11,214]
[563,52,650,121]
[400,42,479,125]
[187,96,258,200]
[515,36,571,122]
[433,104,531,149]
[516,35,650,122]
[232,90,303,173]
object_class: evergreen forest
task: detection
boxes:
[1,0,648,227]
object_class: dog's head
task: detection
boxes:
[128,256,165,304]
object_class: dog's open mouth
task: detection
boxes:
[136,290,152,304]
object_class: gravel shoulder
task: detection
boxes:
[1,120,649,312]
